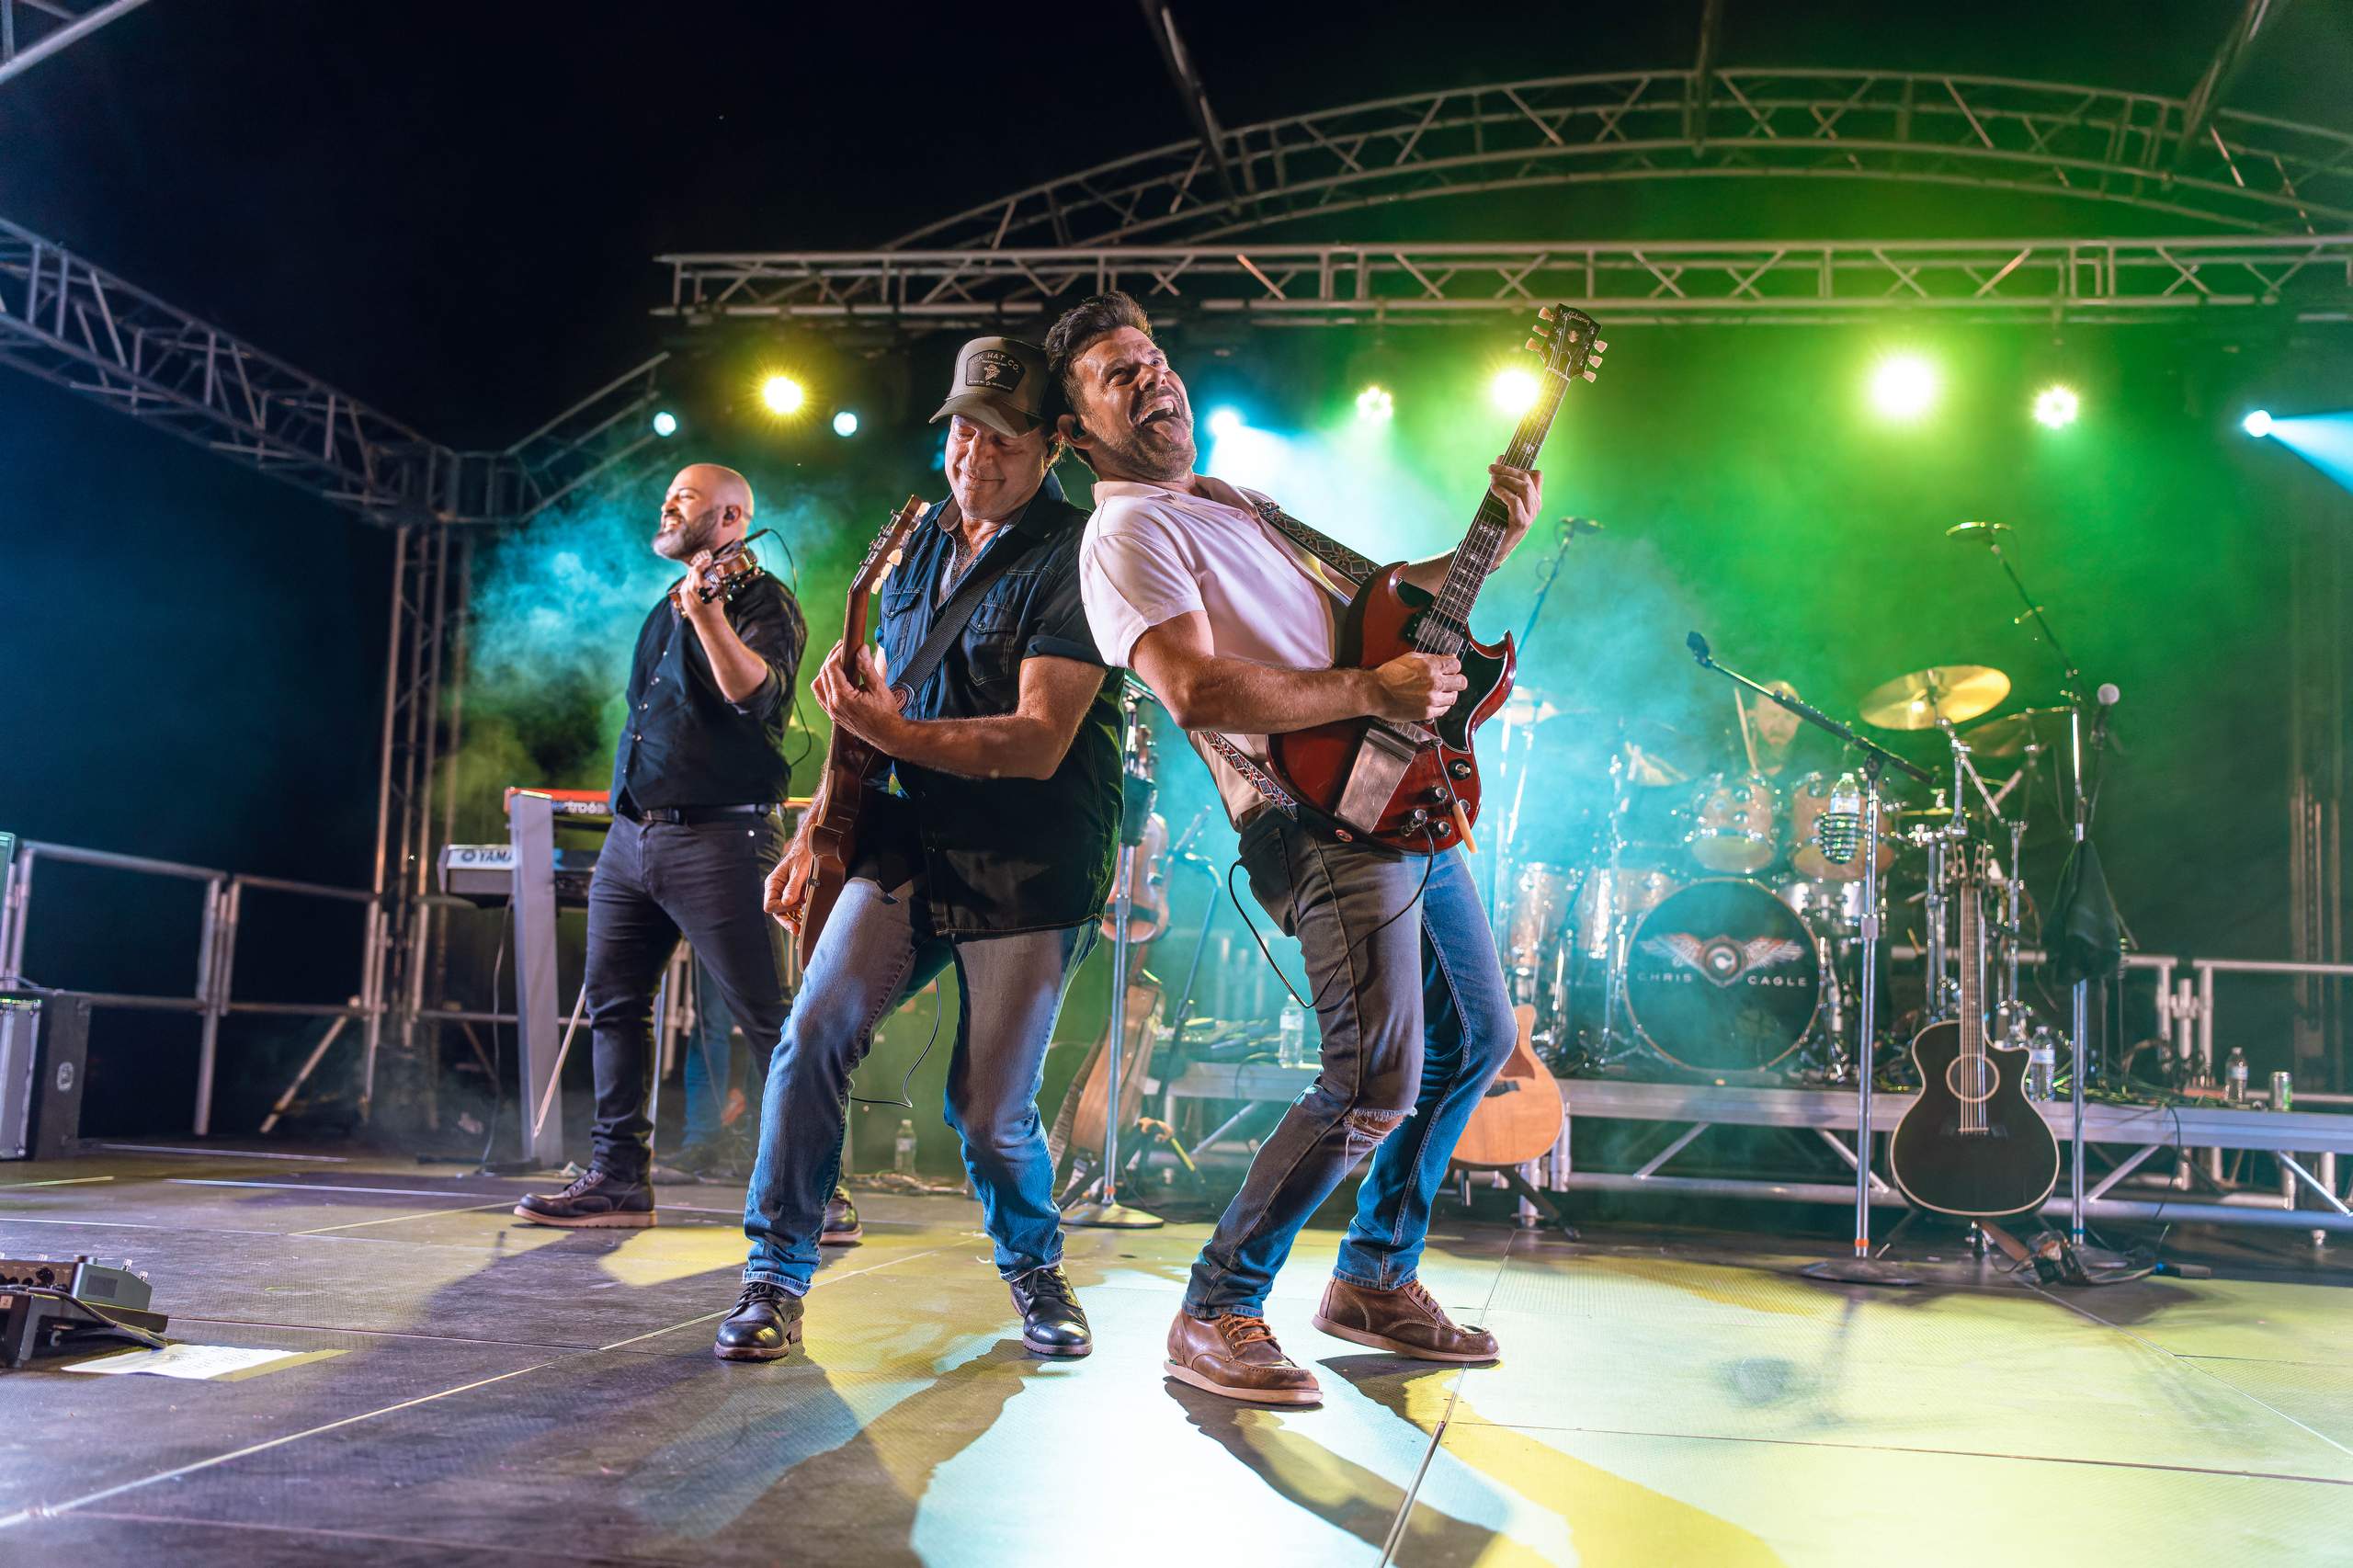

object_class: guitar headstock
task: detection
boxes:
[1522,305,1604,388]
[853,494,928,597]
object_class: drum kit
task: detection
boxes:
[1489,659,2069,1085]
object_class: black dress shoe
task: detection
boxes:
[1009,1265,1092,1358]
[713,1280,804,1362]
[821,1186,863,1245]
[513,1168,654,1228]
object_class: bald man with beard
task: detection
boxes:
[517,463,848,1234]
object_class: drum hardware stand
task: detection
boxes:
[1068,686,1164,1231]
[1686,633,1939,1285]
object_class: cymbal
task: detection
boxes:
[1859,665,2011,731]
[1621,741,1690,789]
[1962,705,2075,759]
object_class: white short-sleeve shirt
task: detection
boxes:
[1078,474,1345,827]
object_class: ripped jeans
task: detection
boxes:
[1182,811,1518,1319]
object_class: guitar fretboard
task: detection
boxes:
[1415,368,1571,657]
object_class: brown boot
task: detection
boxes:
[1164,1309,1323,1405]
[1312,1277,1500,1363]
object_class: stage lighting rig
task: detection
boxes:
[832,410,860,437]
[1206,407,1245,438]
[1490,369,1539,415]
[651,410,679,438]
[2032,385,2080,428]
[1356,385,1394,421]
[2244,409,2274,437]
[760,374,807,415]
[1869,355,1938,421]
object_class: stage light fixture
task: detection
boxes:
[1490,369,1540,415]
[651,410,679,438]
[1206,407,1245,438]
[2244,409,2274,438]
[833,410,859,437]
[2032,385,2080,428]
[1869,355,1938,421]
[1356,384,1394,422]
[759,374,807,415]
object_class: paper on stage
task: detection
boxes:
[63,1343,327,1381]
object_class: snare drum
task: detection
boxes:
[1686,772,1779,873]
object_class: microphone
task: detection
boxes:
[1947,520,2014,540]
[1686,631,1712,666]
[2089,683,2120,750]
[1814,771,1864,866]
[1560,517,1604,540]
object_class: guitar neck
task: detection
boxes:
[1420,375,1570,653]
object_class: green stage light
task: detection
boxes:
[2033,385,2080,428]
[651,410,678,438]
[1356,384,1394,422]
[832,409,859,437]
[1490,369,1539,415]
[1869,355,1938,421]
[1207,406,1245,438]
[2244,409,2274,438]
[759,374,806,415]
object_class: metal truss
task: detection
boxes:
[658,233,2353,330]
[884,71,2353,250]
[0,216,669,525]
[0,0,150,90]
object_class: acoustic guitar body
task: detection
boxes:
[1887,1021,2060,1219]
[1266,568,1516,854]
[1449,1004,1563,1170]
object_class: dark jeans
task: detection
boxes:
[743,869,1094,1296]
[681,960,765,1150]
[585,812,790,1181]
[1185,812,1517,1317]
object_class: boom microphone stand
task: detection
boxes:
[1067,684,1164,1230]
[1687,634,1934,1285]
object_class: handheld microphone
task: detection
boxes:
[2090,683,2120,750]
[1815,771,1864,866]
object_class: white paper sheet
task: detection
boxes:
[63,1343,317,1381]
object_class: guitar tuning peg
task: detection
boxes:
[1523,337,1543,354]
[1594,339,1608,353]
[1538,305,1556,321]
[1581,369,1598,381]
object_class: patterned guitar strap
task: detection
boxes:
[1189,499,1382,823]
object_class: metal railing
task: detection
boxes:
[0,840,379,1135]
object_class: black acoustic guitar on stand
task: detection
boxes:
[1887,844,2061,1218]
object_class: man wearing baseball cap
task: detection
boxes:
[715,336,1123,1363]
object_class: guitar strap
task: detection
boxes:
[886,498,1037,705]
[1188,497,1381,825]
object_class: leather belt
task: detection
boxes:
[620,802,776,825]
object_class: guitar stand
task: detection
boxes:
[1495,1166,1579,1242]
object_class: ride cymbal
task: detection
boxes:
[1961,705,2075,758]
[1859,665,2011,730]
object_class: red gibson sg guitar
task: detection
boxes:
[785,494,927,965]
[1266,307,1603,853]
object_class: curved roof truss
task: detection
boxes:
[886,70,2353,250]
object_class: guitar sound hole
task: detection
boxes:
[1944,1054,1997,1105]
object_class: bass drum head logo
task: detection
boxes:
[1624,880,1820,1073]
[967,348,1024,392]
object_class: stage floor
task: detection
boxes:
[3,1147,2350,1565]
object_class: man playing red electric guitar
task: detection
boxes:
[1052,291,1541,1405]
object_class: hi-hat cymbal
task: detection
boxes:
[1859,665,2011,731]
[1961,705,2075,758]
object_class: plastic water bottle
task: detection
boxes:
[2026,1028,2057,1102]
[2223,1048,2249,1106]
[1278,999,1309,1069]
[893,1118,918,1174]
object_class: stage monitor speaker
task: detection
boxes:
[0,993,91,1161]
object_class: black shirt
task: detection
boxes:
[609,569,807,812]
[868,473,1120,937]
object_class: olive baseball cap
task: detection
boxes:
[930,336,1051,439]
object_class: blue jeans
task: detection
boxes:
[682,960,766,1150]
[1185,812,1517,1318]
[743,870,1096,1295]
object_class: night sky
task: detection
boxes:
[3,2,2348,1138]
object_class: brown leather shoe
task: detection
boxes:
[1164,1310,1322,1405]
[1312,1277,1500,1363]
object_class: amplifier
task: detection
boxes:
[0,993,90,1161]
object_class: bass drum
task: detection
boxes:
[1625,880,1821,1074]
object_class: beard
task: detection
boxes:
[1092,411,1197,484]
[652,506,724,562]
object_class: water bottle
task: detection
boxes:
[2025,1028,2057,1102]
[893,1118,918,1174]
[2223,1048,2249,1106]
[1277,998,1309,1069]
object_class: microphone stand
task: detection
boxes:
[1688,633,1933,1286]
[1067,686,1164,1230]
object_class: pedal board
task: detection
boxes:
[0,1256,168,1367]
